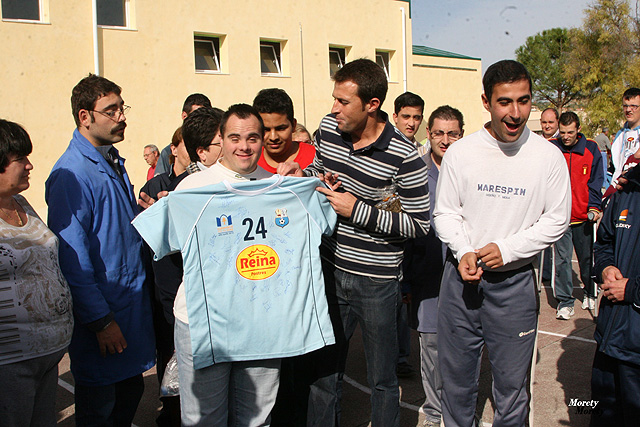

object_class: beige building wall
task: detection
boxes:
[0,0,481,216]
[409,49,484,142]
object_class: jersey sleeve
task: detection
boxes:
[132,196,180,260]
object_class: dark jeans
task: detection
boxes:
[307,263,400,427]
[74,374,144,427]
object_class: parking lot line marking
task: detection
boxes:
[538,330,596,344]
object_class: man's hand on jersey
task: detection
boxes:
[459,251,483,284]
[318,172,341,191]
[277,161,304,177]
[315,187,356,217]
[138,190,168,209]
[96,320,127,357]
[477,243,504,269]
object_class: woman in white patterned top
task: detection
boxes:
[0,119,73,426]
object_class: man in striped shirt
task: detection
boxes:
[280,58,430,427]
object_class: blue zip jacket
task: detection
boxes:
[45,129,155,386]
[593,166,640,365]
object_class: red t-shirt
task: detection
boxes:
[147,166,156,181]
[257,142,316,174]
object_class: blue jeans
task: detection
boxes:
[74,373,144,427]
[174,319,280,427]
[554,222,595,309]
[308,264,400,427]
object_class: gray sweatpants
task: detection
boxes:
[437,260,537,427]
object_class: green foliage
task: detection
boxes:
[515,28,580,111]
[566,0,639,136]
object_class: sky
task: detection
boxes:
[411,0,594,72]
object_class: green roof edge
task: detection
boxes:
[412,45,480,61]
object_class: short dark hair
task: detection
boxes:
[482,60,532,103]
[0,119,33,173]
[333,58,388,108]
[427,105,465,130]
[394,92,424,114]
[182,107,223,162]
[559,111,580,128]
[71,74,121,127]
[623,88,640,100]
[253,88,295,125]
[541,108,559,120]
[182,93,212,115]
[220,104,264,137]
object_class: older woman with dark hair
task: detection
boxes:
[0,119,73,426]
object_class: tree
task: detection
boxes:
[565,0,640,135]
[515,28,580,111]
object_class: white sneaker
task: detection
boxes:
[556,306,575,320]
[582,296,596,310]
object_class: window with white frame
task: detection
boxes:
[329,47,346,77]
[97,0,128,27]
[1,0,41,21]
[260,41,282,76]
[194,36,221,73]
[376,50,390,80]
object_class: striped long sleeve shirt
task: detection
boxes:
[305,113,430,279]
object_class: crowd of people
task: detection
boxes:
[1,57,639,427]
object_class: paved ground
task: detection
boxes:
[55,272,597,426]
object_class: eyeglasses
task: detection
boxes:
[430,130,462,141]
[91,105,131,121]
[623,104,640,111]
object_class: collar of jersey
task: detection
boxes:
[222,174,284,196]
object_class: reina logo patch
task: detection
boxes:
[275,208,289,228]
[236,244,280,280]
[217,215,233,235]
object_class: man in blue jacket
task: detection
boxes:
[45,74,155,426]
[591,165,640,426]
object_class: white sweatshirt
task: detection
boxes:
[433,125,571,271]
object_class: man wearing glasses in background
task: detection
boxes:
[404,105,463,427]
[46,74,155,426]
[611,88,640,187]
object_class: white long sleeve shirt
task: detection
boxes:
[433,126,571,271]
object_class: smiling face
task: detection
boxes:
[0,154,32,196]
[220,114,263,174]
[482,79,532,143]
[260,112,296,158]
[79,92,127,147]
[393,106,423,141]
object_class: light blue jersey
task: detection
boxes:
[133,175,337,369]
